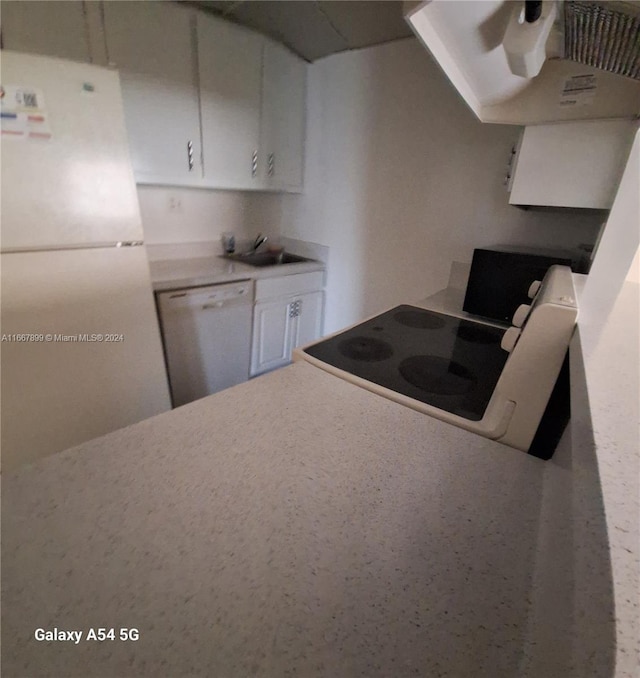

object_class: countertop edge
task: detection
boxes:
[149,256,326,292]
[571,279,640,676]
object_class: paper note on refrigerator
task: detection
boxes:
[0,85,52,140]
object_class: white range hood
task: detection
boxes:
[405,0,640,125]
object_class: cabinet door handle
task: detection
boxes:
[187,140,194,171]
[252,150,258,178]
[267,152,275,177]
[289,300,300,318]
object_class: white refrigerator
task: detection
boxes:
[1,51,171,471]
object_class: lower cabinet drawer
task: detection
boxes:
[255,270,324,301]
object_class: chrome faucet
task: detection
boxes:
[251,234,268,253]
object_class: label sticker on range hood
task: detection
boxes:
[405,1,640,125]
[559,74,597,108]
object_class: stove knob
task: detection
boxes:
[512,303,532,328]
[527,280,542,299]
[501,327,521,353]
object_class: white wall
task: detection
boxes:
[578,127,640,357]
[627,246,640,284]
[250,38,604,333]
[137,185,280,249]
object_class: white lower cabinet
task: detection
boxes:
[251,298,295,375]
[292,291,324,349]
[251,272,324,377]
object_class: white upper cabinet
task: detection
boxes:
[509,120,638,209]
[197,13,263,190]
[260,40,306,192]
[197,14,307,192]
[0,0,90,63]
[103,2,202,186]
[3,2,307,192]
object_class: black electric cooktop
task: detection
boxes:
[303,305,508,421]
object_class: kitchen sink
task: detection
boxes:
[224,251,313,267]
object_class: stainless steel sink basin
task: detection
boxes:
[224,251,312,267]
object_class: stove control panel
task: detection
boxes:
[495,265,578,451]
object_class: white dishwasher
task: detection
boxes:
[157,280,253,407]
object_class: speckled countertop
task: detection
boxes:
[571,280,639,677]
[2,283,637,677]
[149,255,325,292]
[3,361,550,677]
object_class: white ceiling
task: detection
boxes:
[189,0,414,62]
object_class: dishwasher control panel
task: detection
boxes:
[161,281,253,310]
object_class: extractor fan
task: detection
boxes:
[504,0,640,79]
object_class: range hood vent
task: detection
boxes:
[564,1,640,80]
[405,0,640,124]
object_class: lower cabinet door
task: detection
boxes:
[250,298,294,376]
[292,290,324,349]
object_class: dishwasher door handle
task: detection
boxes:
[202,302,224,310]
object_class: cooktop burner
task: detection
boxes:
[338,336,393,362]
[399,356,476,395]
[302,305,507,421]
[394,310,446,329]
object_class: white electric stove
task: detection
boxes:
[294,265,578,455]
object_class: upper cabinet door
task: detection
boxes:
[103,2,202,186]
[509,120,637,209]
[261,41,306,192]
[0,0,90,62]
[197,13,263,190]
